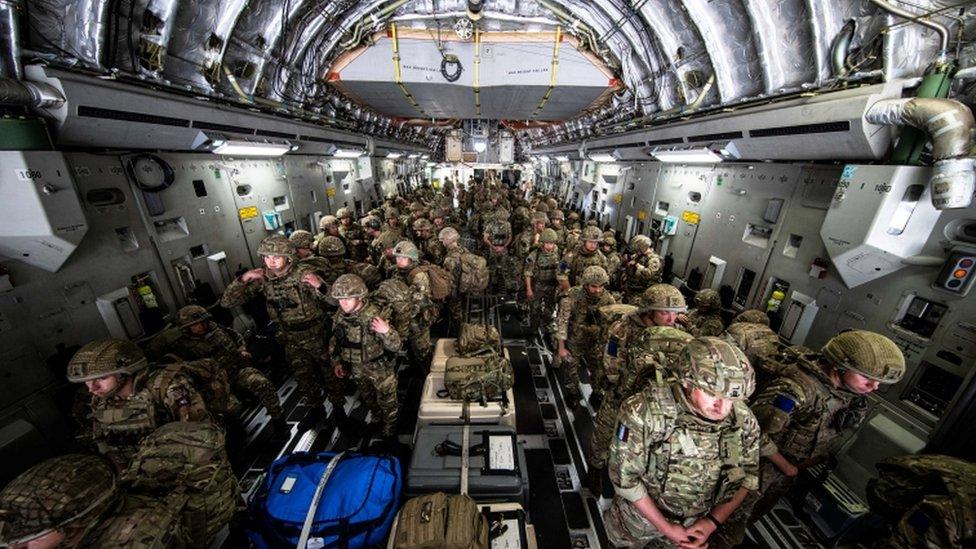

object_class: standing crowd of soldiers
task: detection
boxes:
[1,170,973,548]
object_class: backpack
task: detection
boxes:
[443,354,514,404]
[347,260,382,290]
[598,304,638,325]
[248,452,402,549]
[457,323,501,355]
[120,421,240,547]
[457,251,489,294]
[157,357,240,418]
[409,264,454,301]
[393,493,488,549]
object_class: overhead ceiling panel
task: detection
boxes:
[329,33,617,120]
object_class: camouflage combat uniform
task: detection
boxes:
[338,208,369,262]
[146,306,283,419]
[385,241,437,369]
[681,289,725,337]
[67,339,212,470]
[220,235,343,410]
[329,275,402,436]
[440,228,472,326]
[558,226,609,288]
[605,338,760,548]
[482,211,516,295]
[620,235,664,304]
[523,229,561,331]
[601,232,622,289]
[554,266,616,405]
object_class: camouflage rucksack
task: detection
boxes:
[457,323,502,356]
[393,493,487,549]
[456,250,489,294]
[155,357,240,418]
[409,264,455,301]
[443,354,514,404]
[346,260,382,289]
[121,421,240,547]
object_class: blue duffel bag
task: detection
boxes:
[248,451,402,548]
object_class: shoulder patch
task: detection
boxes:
[773,393,797,413]
[616,422,630,442]
[606,337,620,357]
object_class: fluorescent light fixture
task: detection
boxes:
[386,152,403,159]
[649,146,723,164]
[589,153,617,162]
[554,155,569,162]
[473,138,487,153]
[421,154,430,159]
[333,148,366,158]
[213,140,292,157]
[538,155,550,161]
[408,153,421,159]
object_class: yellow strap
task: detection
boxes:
[389,23,426,115]
[533,27,562,117]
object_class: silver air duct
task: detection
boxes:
[0,0,23,79]
[0,77,64,108]
[865,98,976,209]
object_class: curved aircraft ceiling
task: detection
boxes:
[21,0,976,152]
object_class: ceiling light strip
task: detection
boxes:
[390,23,426,116]
[532,26,562,118]
[473,27,482,117]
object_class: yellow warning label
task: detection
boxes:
[326,187,336,198]
[238,206,259,220]
[682,210,700,225]
[612,194,623,204]
[637,210,647,221]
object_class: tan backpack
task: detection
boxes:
[443,354,514,404]
[409,263,455,301]
[393,492,488,549]
[457,323,502,355]
[457,250,489,294]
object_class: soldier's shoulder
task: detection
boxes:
[731,400,761,434]
[621,385,680,430]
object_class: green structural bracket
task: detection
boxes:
[890,67,954,165]
[0,117,53,150]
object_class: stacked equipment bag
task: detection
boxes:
[389,496,537,549]
[247,451,401,548]
[442,323,514,404]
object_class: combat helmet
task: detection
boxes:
[361,215,382,231]
[694,288,721,311]
[531,211,549,224]
[317,235,347,257]
[539,228,559,244]
[534,202,550,214]
[289,230,314,250]
[331,274,368,300]
[733,309,769,325]
[640,284,687,313]
[630,234,652,254]
[601,231,616,247]
[677,337,755,400]
[336,207,353,220]
[0,454,118,546]
[567,211,580,222]
[546,198,559,211]
[822,330,905,383]
[177,304,211,329]
[257,234,295,259]
[438,227,460,243]
[319,215,338,230]
[550,209,565,221]
[67,339,149,382]
[581,226,602,242]
[580,265,610,286]
[393,240,420,262]
[494,209,510,222]
[413,218,434,232]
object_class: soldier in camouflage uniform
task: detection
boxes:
[586,284,692,494]
[604,337,760,548]
[220,235,346,420]
[0,453,188,548]
[361,215,385,264]
[566,211,581,232]
[329,274,402,438]
[146,305,284,425]
[721,330,906,545]
[620,234,664,304]
[413,218,446,265]
[859,454,976,549]
[289,230,316,260]
[67,339,211,471]
[313,215,341,250]
[558,226,608,291]
[549,209,567,248]
[512,205,531,238]
[315,236,382,291]
[724,310,782,387]
[482,209,516,295]
[601,231,622,289]
[515,211,548,262]
[554,265,617,409]
[680,288,725,337]
[523,228,562,332]
[389,240,437,370]
[337,207,368,262]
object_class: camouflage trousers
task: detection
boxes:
[488,249,518,295]
[719,461,795,547]
[351,360,398,436]
[232,366,283,419]
[181,459,241,547]
[588,391,624,469]
[604,496,740,549]
[279,323,347,409]
[559,337,604,404]
[408,319,434,373]
[527,282,558,332]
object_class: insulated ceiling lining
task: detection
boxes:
[328,35,617,120]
